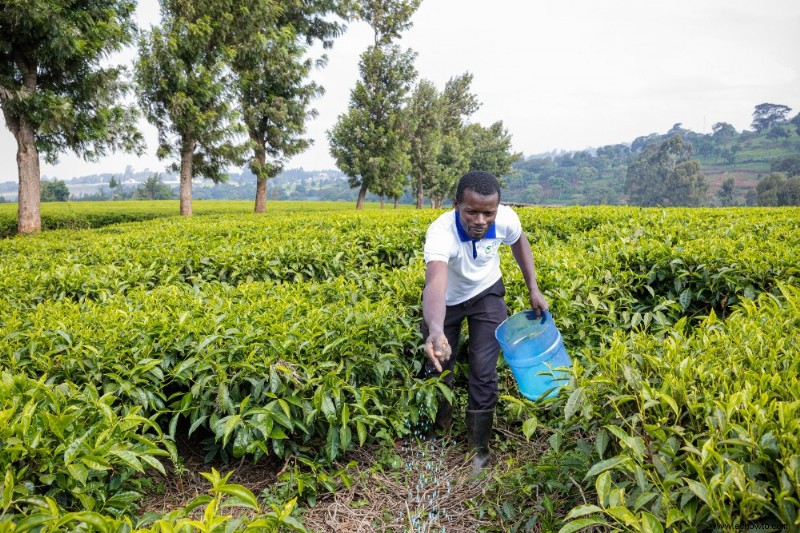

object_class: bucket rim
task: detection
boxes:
[495,309,553,341]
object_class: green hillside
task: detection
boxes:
[700,131,800,199]
[505,121,800,207]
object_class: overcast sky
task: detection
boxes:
[1,0,799,181]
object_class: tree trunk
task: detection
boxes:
[253,149,267,214]
[393,197,399,209]
[356,183,367,210]
[179,138,195,217]
[15,115,41,234]
[5,54,41,234]
[255,179,267,213]
[379,194,384,209]
[415,180,424,209]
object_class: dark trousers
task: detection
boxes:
[421,278,508,410]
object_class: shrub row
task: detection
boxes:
[0,200,395,239]
[0,211,431,308]
[492,285,800,532]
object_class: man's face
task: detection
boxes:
[455,188,499,239]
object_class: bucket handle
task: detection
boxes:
[522,309,551,324]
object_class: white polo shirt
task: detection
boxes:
[423,204,523,305]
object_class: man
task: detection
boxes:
[422,170,548,472]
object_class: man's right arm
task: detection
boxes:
[422,260,451,373]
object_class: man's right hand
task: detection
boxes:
[424,333,451,373]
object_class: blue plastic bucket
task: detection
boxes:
[495,310,571,400]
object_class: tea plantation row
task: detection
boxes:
[1,204,798,531]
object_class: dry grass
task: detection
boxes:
[138,424,551,532]
[301,437,494,532]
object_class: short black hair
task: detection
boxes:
[455,171,501,203]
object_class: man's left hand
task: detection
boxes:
[529,289,549,317]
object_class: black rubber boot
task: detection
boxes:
[466,409,493,475]
[429,399,453,437]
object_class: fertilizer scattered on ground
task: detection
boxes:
[397,435,454,531]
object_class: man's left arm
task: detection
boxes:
[510,232,549,315]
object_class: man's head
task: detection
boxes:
[455,171,501,204]
[454,171,501,240]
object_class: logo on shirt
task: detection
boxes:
[483,239,501,256]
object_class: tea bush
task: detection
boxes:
[1,203,798,530]
[492,285,800,532]
[0,372,175,517]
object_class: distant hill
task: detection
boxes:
[504,122,800,206]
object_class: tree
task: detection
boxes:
[771,155,800,178]
[756,172,785,206]
[428,134,467,208]
[711,122,737,144]
[134,173,174,200]
[40,180,70,202]
[756,172,800,206]
[135,0,247,217]
[549,176,569,195]
[108,176,123,200]
[717,177,735,207]
[425,73,480,208]
[328,0,420,209]
[717,147,734,165]
[524,183,543,202]
[751,103,792,132]
[625,135,708,206]
[464,121,522,178]
[597,144,631,161]
[631,133,660,153]
[439,73,480,134]
[235,28,322,213]
[766,125,791,139]
[667,123,688,138]
[1,0,142,233]
[781,177,800,205]
[791,112,800,136]
[231,1,345,214]
[407,80,441,209]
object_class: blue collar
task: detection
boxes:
[455,211,496,241]
[455,211,496,258]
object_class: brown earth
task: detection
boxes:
[139,424,551,532]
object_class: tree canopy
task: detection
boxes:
[757,172,800,206]
[40,180,70,202]
[132,174,174,200]
[771,155,800,178]
[464,121,521,178]
[625,135,708,207]
[405,73,484,209]
[136,0,347,216]
[407,79,442,208]
[751,103,792,132]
